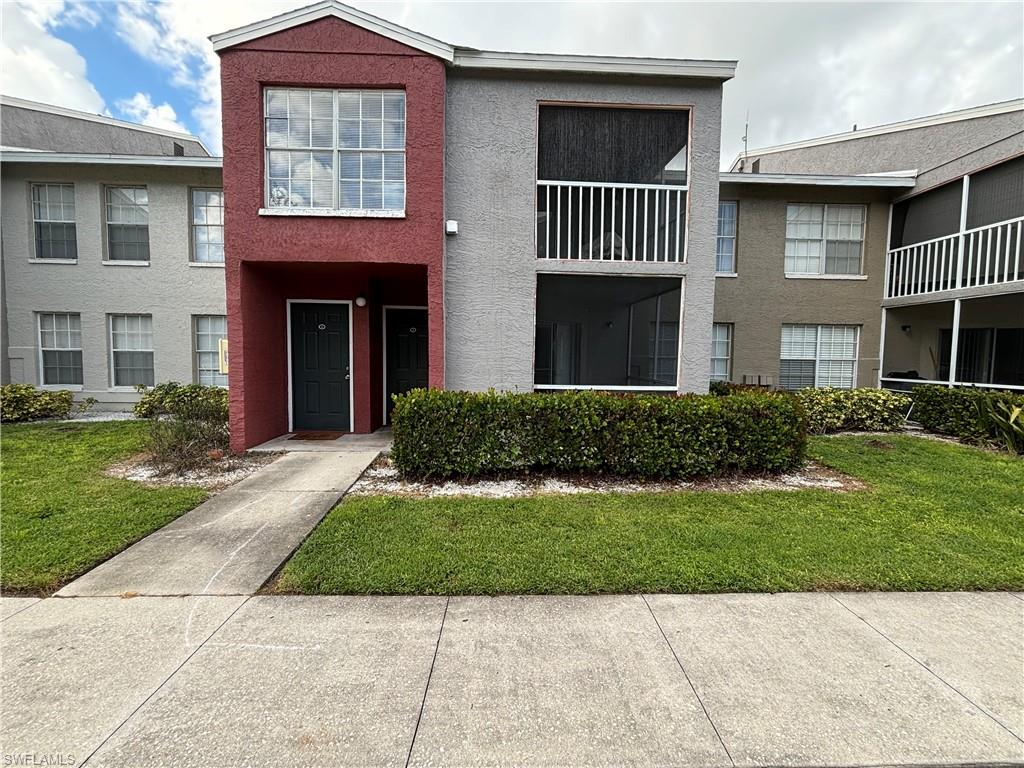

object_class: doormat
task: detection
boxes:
[289,431,346,441]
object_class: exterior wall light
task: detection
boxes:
[355,296,367,307]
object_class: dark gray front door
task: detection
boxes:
[385,308,428,422]
[290,302,350,431]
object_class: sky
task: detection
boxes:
[2,0,1022,165]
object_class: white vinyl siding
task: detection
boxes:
[780,324,859,389]
[785,203,865,275]
[105,187,149,261]
[31,183,77,260]
[191,189,224,263]
[194,315,228,387]
[38,312,83,386]
[716,201,737,273]
[710,323,732,382]
[265,88,406,213]
[109,314,154,387]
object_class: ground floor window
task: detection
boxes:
[109,313,154,387]
[194,315,228,387]
[710,323,732,382]
[534,274,681,388]
[38,312,83,385]
[780,324,859,389]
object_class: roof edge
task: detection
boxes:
[453,49,737,79]
[0,149,223,168]
[719,171,917,188]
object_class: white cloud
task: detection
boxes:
[116,92,189,133]
[0,1,104,114]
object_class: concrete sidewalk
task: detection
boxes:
[56,448,380,597]
[2,592,1021,767]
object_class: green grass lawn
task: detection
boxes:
[275,434,1024,595]
[1,421,207,593]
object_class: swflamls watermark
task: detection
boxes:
[3,755,76,767]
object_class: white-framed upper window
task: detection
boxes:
[264,88,406,213]
[780,324,859,390]
[716,201,737,273]
[109,313,154,387]
[31,183,77,260]
[105,186,150,262]
[785,203,865,275]
[191,189,224,263]
[710,323,732,382]
[38,312,83,386]
[194,315,227,387]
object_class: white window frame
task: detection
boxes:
[108,313,154,390]
[780,323,860,390]
[190,188,225,265]
[104,186,150,265]
[37,311,83,390]
[261,88,406,218]
[710,322,732,382]
[30,183,78,262]
[715,200,737,275]
[784,203,866,277]
[193,315,228,387]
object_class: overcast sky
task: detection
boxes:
[2,0,1022,165]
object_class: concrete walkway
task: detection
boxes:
[2,592,1021,766]
[56,445,381,597]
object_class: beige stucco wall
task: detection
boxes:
[713,183,897,388]
[1,161,225,407]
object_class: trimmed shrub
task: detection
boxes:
[795,388,911,434]
[913,384,1024,446]
[0,384,74,422]
[391,389,806,480]
[134,382,229,421]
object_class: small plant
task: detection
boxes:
[136,382,230,474]
[977,398,1024,454]
[134,381,228,421]
[0,384,74,422]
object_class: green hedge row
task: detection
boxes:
[134,382,229,422]
[795,387,911,434]
[391,389,806,479]
[912,384,1024,444]
[0,384,74,422]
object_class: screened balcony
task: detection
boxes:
[536,105,688,263]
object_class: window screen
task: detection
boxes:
[32,184,77,260]
[38,312,83,386]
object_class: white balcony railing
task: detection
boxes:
[886,215,1024,299]
[537,180,687,262]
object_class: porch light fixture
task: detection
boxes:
[445,220,459,236]
[355,296,367,307]
[901,325,912,333]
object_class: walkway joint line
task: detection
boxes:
[829,593,1024,744]
[641,594,736,767]
[405,596,450,768]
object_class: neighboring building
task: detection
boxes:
[1,97,226,409]
[729,101,1024,392]
[211,0,736,450]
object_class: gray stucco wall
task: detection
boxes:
[1,103,209,156]
[1,162,225,408]
[742,111,1023,183]
[443,70,724,394]
[713,183,897,388]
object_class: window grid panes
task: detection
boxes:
[194,315,227,387]
[710,323,732,382]
[716,201,737,273]
[38,312,83,385]
[785,203,865,275]
[106,187,150,261]
[265,88,406,212]
[31,184,77,260]
[110,314,154,387]
[191,189,224,263]
[779,324,859,390]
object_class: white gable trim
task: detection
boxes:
[210,0,455,61]
[452,49,737,79]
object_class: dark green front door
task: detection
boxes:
[290,302,350,432]
[385,308,428,422]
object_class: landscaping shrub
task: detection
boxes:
[0,384,74,422]
[137,383,230,474]
[795,388,911,434]
[134,381,229,421]
[391,388,806,479]
[913,384,1024,448]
